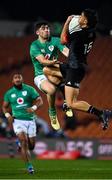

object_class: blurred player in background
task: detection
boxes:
[30,20,73,131]
[2,73,43,174]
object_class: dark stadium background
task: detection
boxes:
[0,0,112,34]
[0,0,103,21]
[0,0,111,22]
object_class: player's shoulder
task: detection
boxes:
[30,39,39,47]
[23,83,32,88]
[50,36,60,41]
[4,87,14,95]
[50,36,61,45]
[86,28,96,40]
[51,36,60,39]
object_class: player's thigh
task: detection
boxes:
[65,68,82,106]
[43,66,62,77]
[65,67,85,88]
[41,79,56,95]
[13,119,28,136]
[17,132,28,143]
[34,74,56,94]
[34,75,47,91]
[47,75,62,85]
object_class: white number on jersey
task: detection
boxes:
[84,41,93,55]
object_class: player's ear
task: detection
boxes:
[36,30,39,35]
[20,75,23,82]
[12,79,14,84]
[12,76,14,84]
[84,19,88,25]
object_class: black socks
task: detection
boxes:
[87,106,103,117]
[58,83,65,99]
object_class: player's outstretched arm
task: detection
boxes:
[60,15,74,44]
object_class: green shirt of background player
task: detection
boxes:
[4,82,40,121]
[30,20,69,130]
[2,73,43,174]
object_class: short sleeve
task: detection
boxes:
[4,92,10,103]
[29,86,40,100]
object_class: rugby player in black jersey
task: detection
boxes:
[43,9,112,130]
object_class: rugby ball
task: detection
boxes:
[69,15,81,34]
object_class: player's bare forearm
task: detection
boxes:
[60,21,69,44]
[35,96,43,109]
[36,55,59,66]
[26,97,43,113]
[47,75,63,85]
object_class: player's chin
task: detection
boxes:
[44,34,50,38]
[15,82,22,86]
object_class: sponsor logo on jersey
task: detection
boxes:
[22,91,27,96]
[11,94,16,98]
[16,104,28,108]
[17,97,24,104]
[48,45,54,52]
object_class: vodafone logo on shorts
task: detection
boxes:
[17,97,24,104]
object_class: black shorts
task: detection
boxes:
[60,64,85,88]
[60,63,68,79]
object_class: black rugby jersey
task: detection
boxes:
[67,28,96,68]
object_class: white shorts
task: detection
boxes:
[34,75,47,91]
[13,119,36,138]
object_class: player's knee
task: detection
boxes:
[20,139,28,148]
[50,86,56,94]
[46,85,56,95]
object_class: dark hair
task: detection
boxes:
[34,20,50,32]
[83,9,98,28]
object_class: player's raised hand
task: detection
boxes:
[66,15,75,24]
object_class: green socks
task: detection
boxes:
[48,107,56,116]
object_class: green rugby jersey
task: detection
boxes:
[4,83,40,120]
[30,37,66,76]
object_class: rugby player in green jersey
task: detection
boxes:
[30,20,72,130]
[2,73,43,174]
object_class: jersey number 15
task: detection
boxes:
[84,41,93,55]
